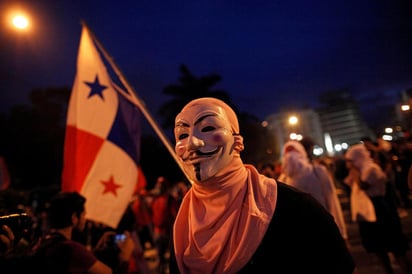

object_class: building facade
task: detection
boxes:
[264,91,374,158]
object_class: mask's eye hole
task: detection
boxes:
[178,133,189,140]
[201,126,215,132]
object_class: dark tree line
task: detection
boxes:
[0,65,278,197]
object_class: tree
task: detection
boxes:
[158,64,235,129]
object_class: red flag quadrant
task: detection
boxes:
[62,26,142,228]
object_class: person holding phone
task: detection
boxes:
[32,192,134,273]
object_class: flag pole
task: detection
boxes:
[81,21,193,184]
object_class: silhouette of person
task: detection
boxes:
[278,140,348,241]
[344,144,412,274]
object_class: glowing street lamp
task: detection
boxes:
[12,14,29,30]
[288,115,298,125]
[385,127,393,134]
[401,104,410,112]
[400,104,412,134]
[5,8,31,32]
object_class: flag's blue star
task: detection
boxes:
[84,75,108,100]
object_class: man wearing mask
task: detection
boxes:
[169,97,357,274]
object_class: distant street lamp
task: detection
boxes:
[385,127,393,134]
[5,7,31,32]
[401,104,410,112]
[287,115,300,140]
[288,115,298,126]
[12,14,29,30]
[401,104,412,135]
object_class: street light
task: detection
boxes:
[400,104,412,135]
[287,115,300,140]
[12,14,29,30]
[401,104,410,112]
[5,7,31,32]
[288,115,298,126]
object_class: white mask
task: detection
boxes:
[174,101,236,183]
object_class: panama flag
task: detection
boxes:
[62,26,142,229]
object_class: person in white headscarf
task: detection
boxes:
[344,143,412,274]
[169,97,356,274]
[278,140,348,241]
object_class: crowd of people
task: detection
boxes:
[1,96,412,274]
[259,135,412,274]
[0,175,188,273]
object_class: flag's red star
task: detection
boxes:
[101,175,122,196]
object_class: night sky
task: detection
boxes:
[1,0,412,127]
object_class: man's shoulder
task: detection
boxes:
[275,181,327,213]
[276,180,309,198]
[35,232,90,256]
[35,232,67,250]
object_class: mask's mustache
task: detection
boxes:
[196,148,219,156]
[182,147,220,161]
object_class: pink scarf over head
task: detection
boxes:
[173,156,277,274]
